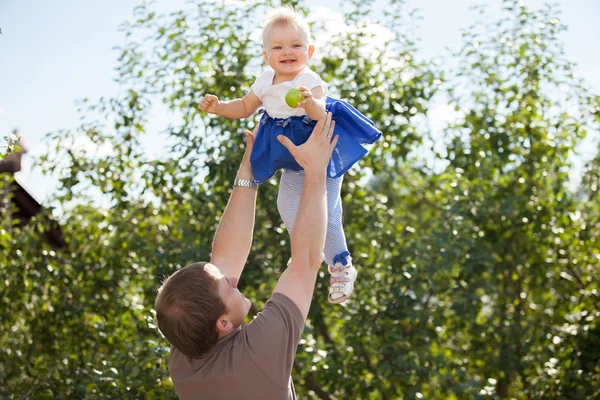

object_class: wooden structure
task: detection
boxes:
[0,131,66,248]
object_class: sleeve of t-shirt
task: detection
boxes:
[298,69,328,95]
[244,292,305,388]
[250,70,273,100]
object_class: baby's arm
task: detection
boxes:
[200,91,262,119]
[298,86,326,121]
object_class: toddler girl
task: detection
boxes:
[200,6,381,304]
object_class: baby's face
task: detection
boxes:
[262,23,314,77]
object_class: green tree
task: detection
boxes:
[1,0,597,399]
[424,1,600,397]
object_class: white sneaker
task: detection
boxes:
[327,263,357,304]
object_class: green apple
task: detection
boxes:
[285,88,304,108]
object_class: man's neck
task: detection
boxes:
[217,325,242,340]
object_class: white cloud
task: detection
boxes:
[0,106,7,116]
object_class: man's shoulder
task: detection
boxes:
[268,292,304,314]
[243,292,305,360]
[250,292,304,331]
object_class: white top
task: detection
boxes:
[250,67,327,118]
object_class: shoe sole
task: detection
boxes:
[328,267,357,304]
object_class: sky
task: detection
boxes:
[0,0,599,204]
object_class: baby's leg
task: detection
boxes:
[324,176,350,266]
[277,169,304,236]
[325,175,357,304]
[278,171,351,264]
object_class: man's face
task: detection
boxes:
[208,264,252,329]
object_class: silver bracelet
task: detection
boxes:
[233,178,258,190]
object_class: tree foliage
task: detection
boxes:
[1,0,598,398]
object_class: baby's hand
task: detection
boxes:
[199,94,221,114]
[296,86,313,109]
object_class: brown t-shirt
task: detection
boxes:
[169,292,304,400]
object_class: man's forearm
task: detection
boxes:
[210,160,257,279]
[290,170,327,269]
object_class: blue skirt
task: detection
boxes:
[250,97,382,184]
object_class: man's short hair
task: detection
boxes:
[155,262,227,358]
[261,5,312,48]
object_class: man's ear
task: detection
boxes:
[308,44,315,60]
[216,315,233,335]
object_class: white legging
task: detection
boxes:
[277,168,350,266]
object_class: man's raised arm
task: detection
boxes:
[273,113,338,319]
[210,126,259,280]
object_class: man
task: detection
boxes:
[155,113,338,399]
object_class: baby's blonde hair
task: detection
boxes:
[261,6,312,48]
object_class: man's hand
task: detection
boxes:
[273,112,337,320]
[241,124,258,163]
[277,112,338,173]
[199,94,221,114]
[209,123,260,281]
[238,124,258,177]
